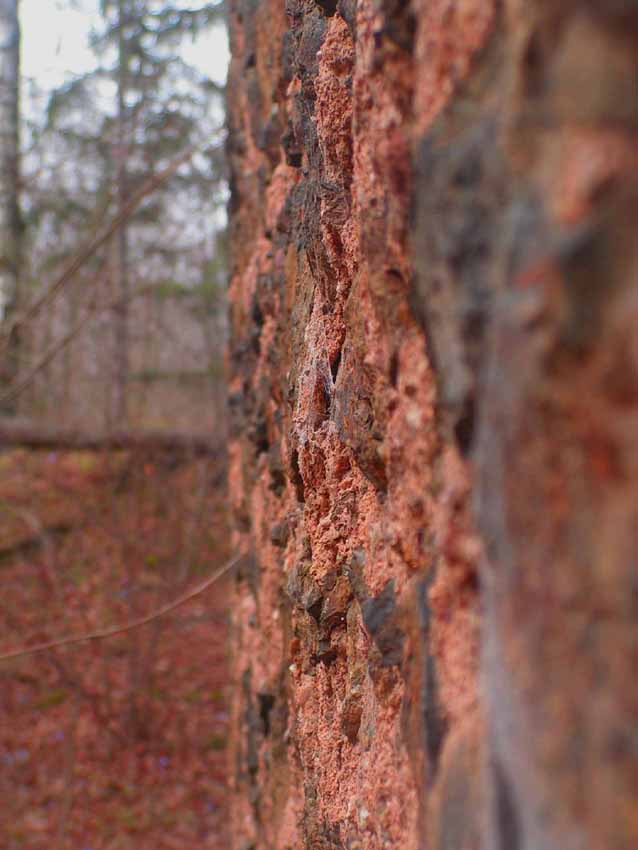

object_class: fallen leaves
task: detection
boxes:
[0,448,232,850]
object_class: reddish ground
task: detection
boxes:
[0,448,232,850]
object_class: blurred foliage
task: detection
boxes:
[24,0,228,300]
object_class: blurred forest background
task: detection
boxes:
[3,0,228,429]
[0,2,233,847]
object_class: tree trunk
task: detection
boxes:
[113,0,130,425]
[0,419,220,455]
[0,0,21,412]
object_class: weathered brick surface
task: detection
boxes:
[226,2,638,848]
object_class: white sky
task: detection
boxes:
[20,0,230,88]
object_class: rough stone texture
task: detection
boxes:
[226,2,637,849]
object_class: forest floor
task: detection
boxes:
[0,447,232,849]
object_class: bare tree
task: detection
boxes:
[0,0,21,410]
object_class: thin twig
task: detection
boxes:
[0,553,241,662]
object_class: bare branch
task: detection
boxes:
[0,554,242,663]
[0,145,196,349]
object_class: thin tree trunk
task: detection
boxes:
[0,0,21,413]
[114,0,129,425]
[61,289,75,425]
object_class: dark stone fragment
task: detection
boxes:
[314,639,337,665]
[269,466,287,497]
[307,598,323,624]
[377,0,416,52]
[242,669,260,779]
[282,122,303,168]
[333,376,388,492]
[491,756,521,850]
[228,390,248,434]
[453,396,476,457]
[424,651,446,772]
[361,580,405,666]
[417,578,447,777]
[236,553,261,599]
[258,114,283,166]
[330,347,342,381]
[320,575,352,631]
[281,30,296,82]
[289,447,306,502]
[343,548,369,602]
[341,693,362,743]
[316,0,337,15]
[249,414,270,455]
[258,692,276,737]
[270,520,290,548]
[246,72,264,143]
[251,294,264,328]
[296,9,327,81]
[378,627,405,667]
[286,560,322,612]
[337,0,357,37]
[361,579,396,636]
